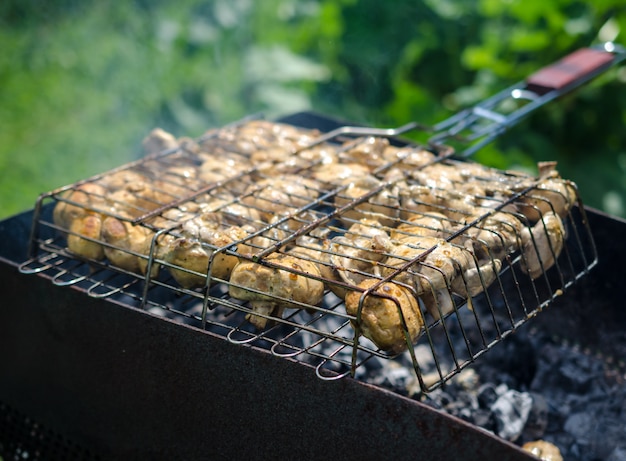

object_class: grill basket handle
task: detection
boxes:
[297,43,626,158]
[427,42,626,156]
[527,46,620,95]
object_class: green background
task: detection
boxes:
[2,0,626,219]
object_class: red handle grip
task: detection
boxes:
[526,47,616,95]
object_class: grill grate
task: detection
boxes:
[19,116,598,392]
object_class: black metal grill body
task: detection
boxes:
[0,206,546,461]
[2,202,625,460]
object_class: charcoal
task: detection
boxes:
[479,334,538,387]
[444,391,478,416]
[607,446,626,461]
[423,389,454,410]
[563,412,591,442]
[572,414,626,461]
[456,407,477,424]
[477,383,499,408]
[550,433,576,457]
[471,408,496,432]
[364,303,625,460]
[531,342,605,396]
[369,361,414,393]
[522,392,548,440]
[542,407,569,439]
[491,387,533,441]
[557,354,603,394]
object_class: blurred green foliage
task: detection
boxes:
[1,0,626,219]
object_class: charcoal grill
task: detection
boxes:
[1,44,626,460]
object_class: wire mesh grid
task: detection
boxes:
[19,116,598,392]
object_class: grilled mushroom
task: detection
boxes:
[97,170,150,191]
[66,213,105,260]
[229,250,325,329]
[100,216,160,276]
[345,278,424,354]
[311,162,370,187]
[289,237,344,299]
[198,155,251,192]
[53,183,112,260]
[338,136,390,170]
[383,145,436,169]
[382,236,499,320]
[398,184,449,220]
[390,212,451,241]
[53,183,109,230]
[329,219,393,290]
[162,213,249,288]
[522,440,563,461]
[520,211,565,279]
[334,176,400,227]
[142,127,179,154]
[242,175,320,222]
[106,184,163,218]
[461,211,525,261]
[517,165,577,222]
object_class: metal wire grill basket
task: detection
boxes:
[19,113,598,392]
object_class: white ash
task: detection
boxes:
[491,386,533,441]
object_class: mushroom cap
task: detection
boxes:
[345,278,423,354]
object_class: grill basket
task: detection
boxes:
[17,44,626,392]
[19,112,597,392]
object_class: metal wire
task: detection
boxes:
[18,115,600,393]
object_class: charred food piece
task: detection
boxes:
[345,278,424,354]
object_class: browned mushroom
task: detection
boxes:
[522,440,563,461]
[66,213,105,261]
[228,250,325,329]
[334,176,400,227]
[162,213,249,288]
[520,211,565,279]
[345,278,424,354]
[100,216,160,277]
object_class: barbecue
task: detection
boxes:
[1,44,626,460]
